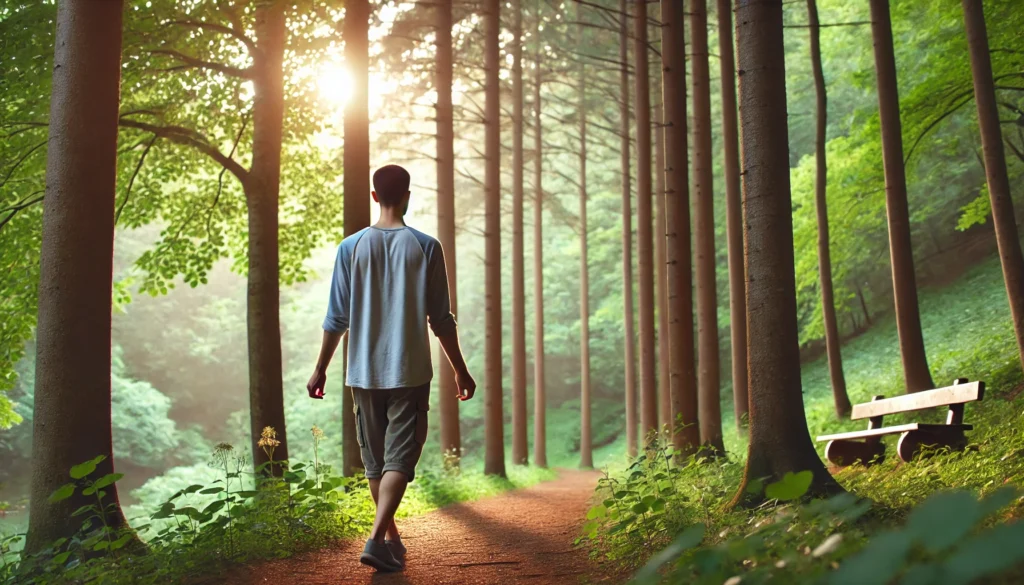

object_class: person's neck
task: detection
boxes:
[375,207,406,229]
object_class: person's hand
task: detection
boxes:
[307,368,326,399]
[455,368,476,401]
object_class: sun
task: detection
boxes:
[316,62,354,109]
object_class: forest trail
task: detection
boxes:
[221,469,622,585]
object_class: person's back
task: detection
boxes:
[307,164,475,574]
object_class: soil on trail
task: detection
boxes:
[223,469,621,585]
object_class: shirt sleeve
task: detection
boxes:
[322,243,351,334]
[426,242,458,337]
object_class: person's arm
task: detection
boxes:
[426,243,476,400]
[309,244,351,399]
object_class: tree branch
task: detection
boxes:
[118,118,250,183]
[0,190,44,232]
[150,49,253,78]
[168,19,259,56]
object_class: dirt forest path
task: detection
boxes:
[222,469,623,585]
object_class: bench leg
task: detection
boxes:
[825,439,886,468]
[896,429,969,463]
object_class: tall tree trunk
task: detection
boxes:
[436,0,461,461]
[483,0,506,477]
[578,9,593,468]
[808,0,851,419]
[27,0,128,553]
[732,0,843,506]
[619,0,638,458]
[634,0,658,445]
[655,100,671,435]
[248,0,289,474]
[962,0,1024,373]
[532,0,547,468]
[661,0,700,456]
[510,0,528,466]
[690,0,724,455]
[341,0,370,475]
[717,0,748,431]
[869,0,934,393]
[856,282,873,326]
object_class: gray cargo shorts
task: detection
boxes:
[351,383,430,482]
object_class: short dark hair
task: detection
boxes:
[372,164,411,207]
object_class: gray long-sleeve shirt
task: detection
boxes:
[323,225,457,389]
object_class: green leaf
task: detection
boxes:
[92,473,124,490]
[199,487,225,495]
[235,490,259,499]
[71,505,94,517]
[634,525,705,583]
[942,521,1024,585]
[49,483,76,503]
[905,491,980,553]
[585,504,607,520]
[830,531,912,585]
[52,551,71,565]
[70,456,106,480]
[631,501,650,515]
[182,484,204,495]
[110,533,134,551]
[765,471,813,501]
[202,500,226,515]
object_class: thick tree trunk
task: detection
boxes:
[619,0,638,458]
[532,2,547,468]
[869,0,934,393]
[807,0,851,419]
[342,0,370,475]
[27,0,128,554]
[690,0,724,455]
[483,0,506,477]
[661,0,700,456]
[655,100,671,435]
[436,0,461,461]
[717,0,748,431]
[732,0,843,506]
[962,0,1024,373]
[248,1,289,475]
[578,12,593,468]
[634,0,657,445]
[510,0,528,466]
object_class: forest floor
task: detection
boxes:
[218,469,622,585]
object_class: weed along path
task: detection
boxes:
[223,469,619,585]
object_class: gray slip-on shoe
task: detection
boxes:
[360,539,403,572]
[385,539,407,566]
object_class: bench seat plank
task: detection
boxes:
[817,423,973,443]
[850,382,984,420]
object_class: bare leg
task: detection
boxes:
[368,477,401,541]
[368,471,408,544]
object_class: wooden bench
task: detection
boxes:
[817,378,984,467]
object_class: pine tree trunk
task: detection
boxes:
[655,100,672,435]
[483,0,507,477]
[26,0,128,553]
[248,1,289,474]
[510,0,528,466]
[578,11,593,468]
[690,0,724,455]
[341,0,370,475]
[717,0,748,431]
[634,0,658,446]
[532,1,547,467]
[661,0,700,456]
[869,0,934,393]
[436,0,461,461]
[962,0,1024,373]
[732,0,843,506]
[808,0,851,419]
[619,0,638,458]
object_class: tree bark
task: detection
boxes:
[436,0,461,461]
[483,0,506,477]
[661,0,700,456]
[578,7,593,469]
[690,0,724,455]
[532,0,547,468]
[869,0,934,393]
[341,0,370,475]
[619,0,638,458]
[732,0,843,506]
[962,0,1024,374]
[655,100,671,436]
[808,0,851,419]
[27,0,129,553]
[247,0,289,475]
[717,0,748,431]
[510,0,528,467]
[634,0,658,446]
